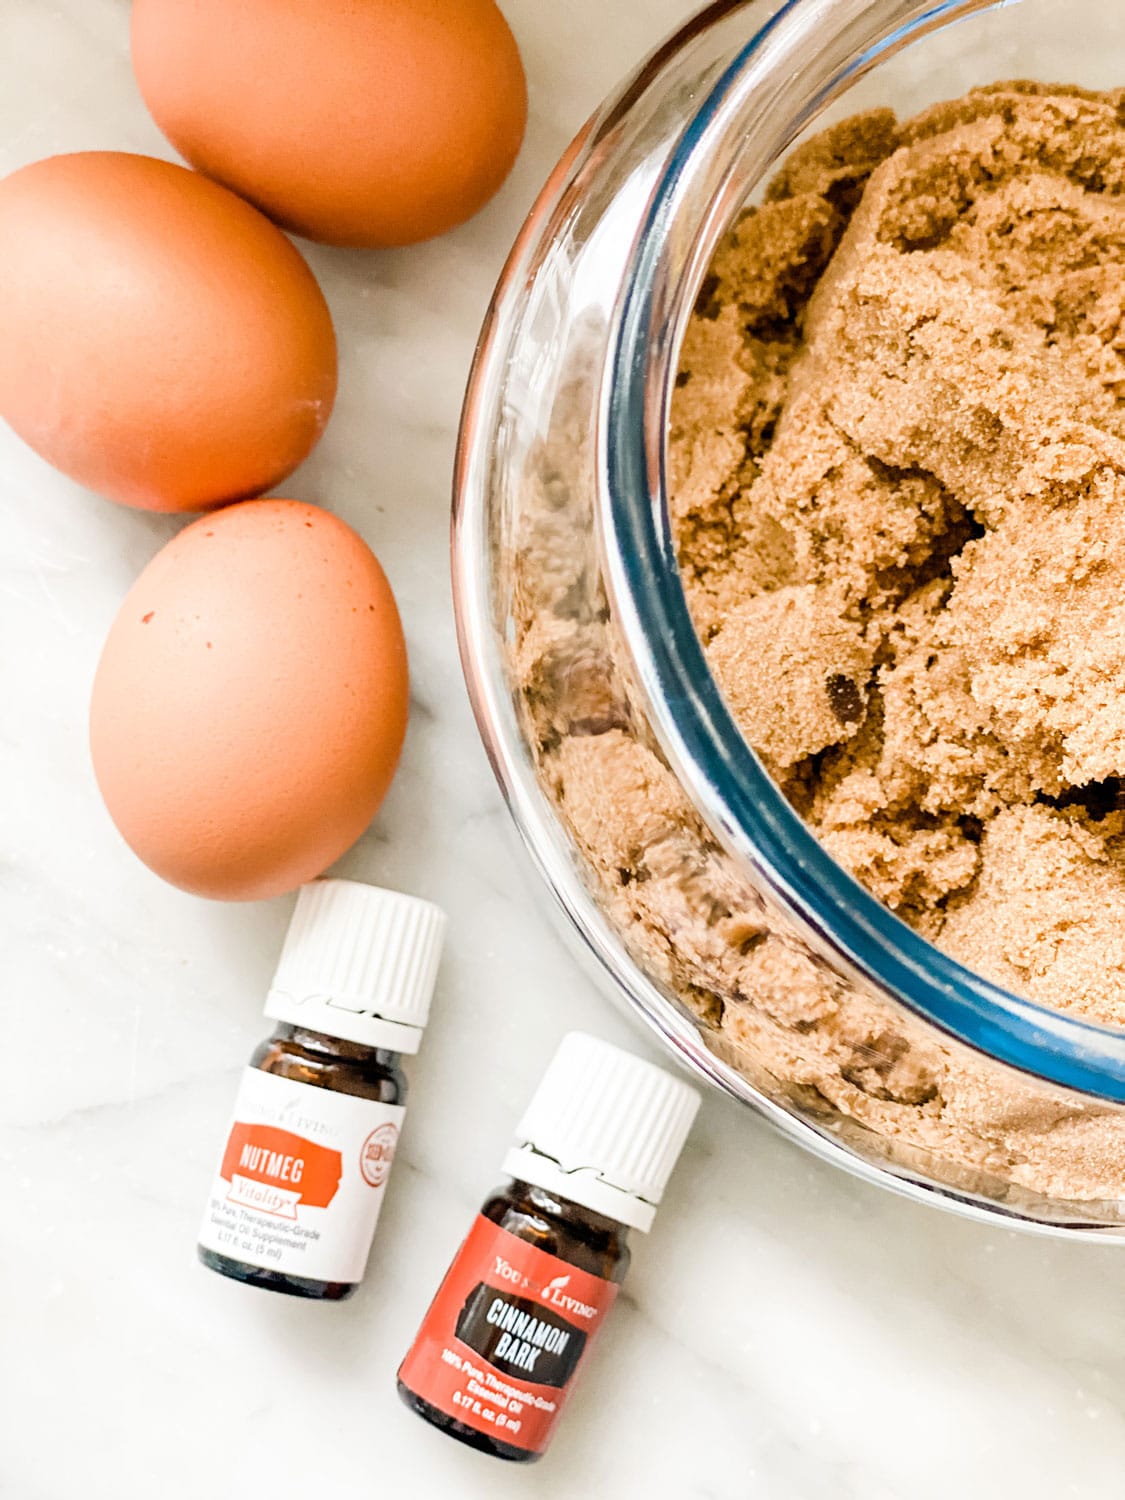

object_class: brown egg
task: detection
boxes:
[0,153,337,512]
[131,0,527,248]
[90,500,408,900]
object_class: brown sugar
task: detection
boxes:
[674,82,1125,1020]
[516,85,1125,1203]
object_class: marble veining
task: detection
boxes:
[4,2,1125,1496]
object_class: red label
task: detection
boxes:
[398,1216,618,1456]
[219,1123,342,1209]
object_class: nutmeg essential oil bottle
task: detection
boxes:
[197,879,445,1300]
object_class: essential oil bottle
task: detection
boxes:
[397,1031,700,1462]
[198,879,446,1301]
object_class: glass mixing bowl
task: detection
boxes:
[454,0,1125,1235]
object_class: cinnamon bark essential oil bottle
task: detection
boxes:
[197,879,446,1301]
[397,1032,700,1462]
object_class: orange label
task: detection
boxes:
[199,1069,406,1282]
[219,1123,342,1209]
[398,1216,618,1456]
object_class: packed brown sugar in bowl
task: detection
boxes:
[516,82,1125,1206]
[671,83,1125,1025]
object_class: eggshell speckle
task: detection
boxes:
[90,500,408,900]
[131,0,527,248]
[0,153,337,512]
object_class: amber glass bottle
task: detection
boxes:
[397,1033,699,1462]
[197,880,445,1300]
[398,1177,630,1460]
[198,1025,408,1299]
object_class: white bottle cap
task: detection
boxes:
[502,1032,701,1232]
[264,879,446,1054]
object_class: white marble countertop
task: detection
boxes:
[5,2,1125,1496]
